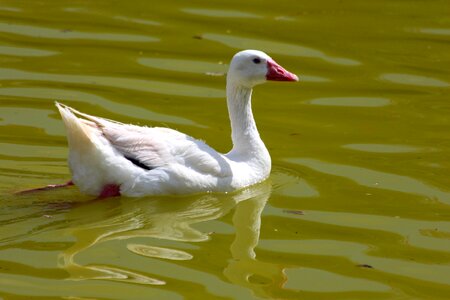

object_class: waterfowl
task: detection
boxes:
[56,50,298,197]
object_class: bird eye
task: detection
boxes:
[252,58,261,64]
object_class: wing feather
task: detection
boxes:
[61,104,230,176]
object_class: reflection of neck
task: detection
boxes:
[230,190,268,260]
[226,80,269,163]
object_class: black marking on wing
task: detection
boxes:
[124,156,153,171]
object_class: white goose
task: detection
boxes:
[56,50,298,197]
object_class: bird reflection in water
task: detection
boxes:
[58,180,285,297]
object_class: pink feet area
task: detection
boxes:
[16,180,121,199]
[98,184,121,198]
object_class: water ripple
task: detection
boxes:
[276,209,450,253]
[0,143,65,159]
[284,267,390,292]
[138,57,226,75]
[0,22,158,42]
[286,158,450,205]
[113,16,161,27]
[0,273,177,299]
[0,6,21,12]
[381,73,449,88]
[127,244,193,261]
[343,143,424,153]
[306,97,391,107]
[414,27,450,37]
[0,87,200,126]
[182,8,261,19]
[0,107,61,135]
[202,33,361,66]
[259,239,450,286]
[0,45,57,57]
[0,68,224,99]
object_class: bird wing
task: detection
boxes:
[61,104,231,177]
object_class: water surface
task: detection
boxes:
[1,0,450,299]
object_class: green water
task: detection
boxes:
[1,0,450,299]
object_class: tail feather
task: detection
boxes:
[56,102,108,195]
[55,102,97,146]
[55,102,141,196]
[56,102,124,128]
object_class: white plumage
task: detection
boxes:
[57,50,298,197]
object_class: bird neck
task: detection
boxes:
[226,80,269,160]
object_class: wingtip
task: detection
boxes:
[55,101,66,108]
[55,101,65,111]
[55,102,77,121]
[55,102,75,115]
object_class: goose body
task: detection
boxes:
[57,50,298,197]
